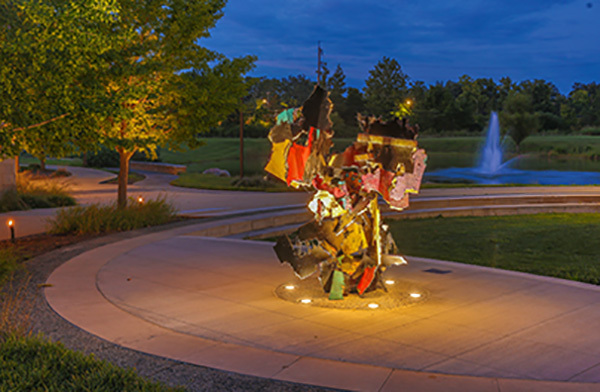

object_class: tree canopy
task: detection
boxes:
[0,0,122,159]
[363,57,409,119]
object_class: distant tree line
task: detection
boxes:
[213,57,600,148]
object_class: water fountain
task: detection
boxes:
[477,112,503,175]
[426,112,600,185]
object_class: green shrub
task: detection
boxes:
[0,334,184,391]
[0,247,21,285]
[14,172,76,210]
[230,175,279,188]
[49,198,176,235]
[85,146,120,168]
[0,190,28,213]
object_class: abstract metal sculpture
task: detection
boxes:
[265,85,427,300]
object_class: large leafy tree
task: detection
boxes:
[94,0,255,207]
[562,83,600,130]
[363,57,409,119]
[0,0,121,162]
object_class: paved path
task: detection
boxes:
[45,215,600,391]
[4,164,600,240]
[0,166,310,240]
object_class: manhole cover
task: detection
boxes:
[423,268,452,274]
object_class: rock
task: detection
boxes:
[202,168,231,177]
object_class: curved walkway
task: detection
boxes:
[46,212,600,391]
[6,166,600,389]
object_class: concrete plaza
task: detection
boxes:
[45,216,600,391]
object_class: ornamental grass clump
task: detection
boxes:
[49,197,176,235]
[0,172,76,212]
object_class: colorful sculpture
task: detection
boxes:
[265,85,426,300]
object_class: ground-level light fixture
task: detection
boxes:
[300,298,312,304]
[7,219,15,242]
[284,285,296,290]
[385,280,395,285]
[410,293,422,299]
[368,303,379,309]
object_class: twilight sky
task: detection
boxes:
[204,0,598,94]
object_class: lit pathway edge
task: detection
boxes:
[44,216,600,392]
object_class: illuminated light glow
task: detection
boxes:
[410,293,422,298]
[385,280,395,285]
[284,285,296,290]
[7,219,14,227]
[368,303,379,309]
[137,196,144,204]
[300,298,312,304]
[406,99,412,106]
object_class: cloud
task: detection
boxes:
[204,0,599,93]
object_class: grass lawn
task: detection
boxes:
[101,170,146,185]
[387,213,600,285]
[158,135,600,178]
[171,173,290,192]
[19,156,83,167]
[0,334,183,391]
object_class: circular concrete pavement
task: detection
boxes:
[45,212,600,392]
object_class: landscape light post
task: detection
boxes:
[7,219,15,243]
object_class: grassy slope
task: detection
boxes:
[159,135,600,177]
[387,213,600,285]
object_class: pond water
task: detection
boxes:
[424,113,600,185]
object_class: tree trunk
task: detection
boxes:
[117,147,135,209]
[14,155,19,180]
[39,156,46,172]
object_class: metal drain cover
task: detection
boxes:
[423,268,453,274]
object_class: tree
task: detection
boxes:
[500,92,539,152]
[0,0,121,162]
[339,87,365,127]
[519,79,562,115]
[498,77,516,104]
[561,83,600,131]
[93,0,255,207]
[407,80,428,130]
[278,75,314,107]
[318,61,330,88]
[363,57,409,119]
[327,64,347,108]
[418,82,454,132]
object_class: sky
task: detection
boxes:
[203,0,599,95]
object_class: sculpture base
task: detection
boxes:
[274,278,429,310]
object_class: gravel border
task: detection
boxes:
[9,221,342,392]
